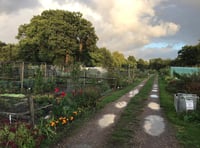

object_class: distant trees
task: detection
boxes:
[112,51,127,68]
[137,59,148,71]
[149,58,171,71]
[127,56,137,69]
[0,41,19,62]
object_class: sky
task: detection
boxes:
[0,0,200,60]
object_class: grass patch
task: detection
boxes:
[107,76,155,148]
[159,77,200,148]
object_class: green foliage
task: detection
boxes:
[0,42,19,62]
[166,72,200,96]
[37,119,56,140]
[112,51,127,68]
[17,10,98,65]
[149,58,171,71]
[52,95,76,117]
[0,124,36,148]
[73,86,101,108]
[90,47,113,68]
[159,76,200,147]
[137,58,149,71]
[175,42,200,66]
[33,69,55,94]
[127,56,137,68]
[33,69,44,94]
[70,63,81,87]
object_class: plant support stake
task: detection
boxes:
[9,114,11,124]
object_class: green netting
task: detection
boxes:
[170,66,200,76]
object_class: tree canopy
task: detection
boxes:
[90,47,113,68]
[176,43,200,66]
[16,10,98,65]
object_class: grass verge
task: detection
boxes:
[159,77,200,148]
[107,75,155,148]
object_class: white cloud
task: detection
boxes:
[88,0,180,52]
[0,8,41,43]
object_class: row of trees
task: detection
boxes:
[0,9,199,71]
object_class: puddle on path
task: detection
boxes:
[143,115,165,136]
[98,114,116,128]
[128,89,139,98]
[150,94,158,99]
[152,89,158,92]
[139,84,144,87]
[148,102,160,110]
[115,101,127,108]
[153,84,158,88]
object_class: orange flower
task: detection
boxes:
[59,117,63,121]
[50,121,56,127]
[73,111,78,115]
[55,120,59,124]
[70,116,74,121]
[62,119,67,125]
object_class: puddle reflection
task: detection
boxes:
[150,94,158,99]
[98,114,116,128]
[148,102,160,110]
[143,115,165,136]
[115,101,127,108]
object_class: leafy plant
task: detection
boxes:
[0,123,36,148]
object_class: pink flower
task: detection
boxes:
[54,88,59,93]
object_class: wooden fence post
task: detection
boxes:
[20,62,24,92]
[28,96,35,126]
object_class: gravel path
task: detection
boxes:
[54,80,148,148]
[133,76,181,148]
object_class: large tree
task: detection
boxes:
[16,10,98,65]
